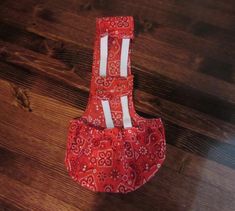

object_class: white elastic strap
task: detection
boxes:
[101,100,114,128]
[120,95,132,128]
[99,35,108,76]
[120,38,130,77]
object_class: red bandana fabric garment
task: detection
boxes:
[65,16,166,193]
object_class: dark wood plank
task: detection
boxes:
[0,39,235,133]
[0,18,234,103]
[1,54,235,168]
[0,173,80,211]
[1,1,235,88]
[0,198,24,211]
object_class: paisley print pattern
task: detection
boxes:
[90,75,133,99]
[65,16,166,193]
[97,16,134,39]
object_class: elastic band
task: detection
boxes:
[120,38,130,77]
[99,35,108,76]
[101,100,114,128]
[120,95,132,128]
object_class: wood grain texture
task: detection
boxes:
[0,0,235,210]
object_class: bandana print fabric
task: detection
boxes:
[65,16,166,193]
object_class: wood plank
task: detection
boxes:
[35,0,235,51]
[1,69,235,145]
[0,198,24,211]
[1,0,234,64]
[165,145,235,193]
[29,0,235,30]
[0,173,80,211]
[1,59,235,167]
[0,17,234,105]
[135,90,235,144]
[28,6,235,84]
[120,0,235,30]
[0,38,234,124]
[173,0,235,14]
[0,2,233,99]
[1,58,235,148]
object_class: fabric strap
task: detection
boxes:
[121,95,132,128]
[120,38,130,77]
[101,100,114,128]
[99,35,108,76]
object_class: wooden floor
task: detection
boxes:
[0,0,235,210]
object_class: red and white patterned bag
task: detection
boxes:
[65,16,166,193]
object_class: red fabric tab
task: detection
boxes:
[96,16,134,39]
[90,75,133,99]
